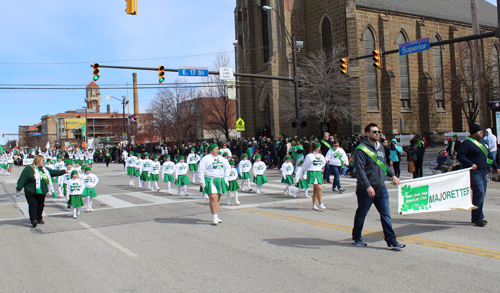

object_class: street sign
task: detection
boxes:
[236,118,245,132]
[219,67,234,80]
[227,78,236,100]
[178,67,209,77]
[32,133,42,136]
[399,37,430,56]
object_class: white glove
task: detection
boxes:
[224,178,229,187]
[200,183,206,190]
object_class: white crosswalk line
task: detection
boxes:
[126,192,177,203]
[94,194,135,208]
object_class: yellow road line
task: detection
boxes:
[240,208,500,260]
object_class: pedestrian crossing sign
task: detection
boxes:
[236,118,245,132]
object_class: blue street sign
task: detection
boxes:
[178,67,209,77]
[32,133,42,136]
[399,37,430,56]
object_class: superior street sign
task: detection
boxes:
[178,67,209,77]
[399,37,430,56]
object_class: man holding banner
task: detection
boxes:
[352,123,405,249]
[457,124,500,227]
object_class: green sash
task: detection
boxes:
[356,144,388,176]
[322,140,344,168]
[466,137,493,165]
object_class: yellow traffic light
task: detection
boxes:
[158,66,165,83]
[125,0,137,15]
[340,57,348,76]
[372,49,381,69]
[92,63,100,81]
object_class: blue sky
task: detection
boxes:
[0,0,498,144]
[0,0,236,143]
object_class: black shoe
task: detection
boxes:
[351,239,367,247]
[338,188,345,194]
[37,220,45,224]
[32,220,38,228]
[387,242,406,249]
[474,219,487,227]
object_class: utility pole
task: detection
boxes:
[471,0,485,127]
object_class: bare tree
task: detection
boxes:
[278,46,357,123]
[200,52,237,142]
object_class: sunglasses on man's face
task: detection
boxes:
[369,130,382,134]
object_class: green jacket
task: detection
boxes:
[16,165,66,195]
[290,145,304,160]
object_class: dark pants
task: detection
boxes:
[393,161,400,178]
[330,165,342,189]
[352,186,397,244]
[323,164,331,181]
[105,158,110,167]
[25,193,46,223]
[470,171,488,222]
[413,158,423,178]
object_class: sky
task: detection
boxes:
[0,0,498,144]
[0,0,236,144]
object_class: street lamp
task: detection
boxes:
[106,96,129,141]
[262,5,302,138]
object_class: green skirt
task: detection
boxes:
[189,164,198,171]
[82,187,98,198]
[8,163,13,167]
[241,172,251,179]
[281,175,294,184]
[164,173,175,182]
[140,171,150,181]
[253,174,268,185]
[175,174,191,186]
[127,167,136,175]
[295,179,310,189]
[228,180,240,191]
[88,159,94,164]
[202,177,228,195]
[306,171,323,185]
[150,174,159,181]
[68,194,84,207]
[135,169,141,177]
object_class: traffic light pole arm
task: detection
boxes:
[96,65,294,82]
[348,31,495,61]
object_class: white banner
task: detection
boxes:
[398,168,475,215]
[22,159,34,166]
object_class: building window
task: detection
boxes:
[492,44,499,99]
[363,28,378,110]
[433,35,444,110]
[261,0,270,63]
[321,17,332,52]
[396,32,411,110]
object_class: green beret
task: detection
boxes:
[154,156,159,159]
[255,154,261,159]
[300,160,304,164]
[179,156,185,160]
[276,141,280,145]
[86,167,91,172]
[222,153,228,157]
[165,155,170,158]
[285,156,291,160]
[71,170,78,177]
[314,143,321,149]
[58,155,63,159]
[66,161,73,166]
[208,144,218,152]
[229,161,235,165]
[191,148,195,152]
[137,153,142,157]
[452,134,458,138]
[129,151,134,155]
[242,154,248,158]
[76,160,82,165]
[144,153,149,157]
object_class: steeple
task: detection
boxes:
[85,81,101,113]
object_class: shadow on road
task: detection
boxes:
[155,217,206,225]
[262,237,389,251]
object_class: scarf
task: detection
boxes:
[32,165,53,194]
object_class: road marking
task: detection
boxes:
[125,192,177,203]
[95,194,135,208]
[240,208,500,260]
[80,221,138,257]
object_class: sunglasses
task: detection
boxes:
[369,130,382,134]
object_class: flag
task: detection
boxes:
[46,141,50,149]
[0,145,3,153]
[128,115,136,122]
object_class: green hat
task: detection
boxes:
[285,156,291,160]
[76,160,81,165]
[85,167,91,172]
[208,144,218,152]
[137,153,142,157]
[222,153,228,157]
[165,155,171,158]
[179,156,185,160]
[130,151,134,155]
[154,156,159,159]
[144,153,149,157]
[300,160,304,164]
[242,154,248,158]
[314,143,321,149]
[452,134,458,138]
[255,154,261,159]
[276,141,280,145]
[229,161,235,165]
[191,148,195,152]
[58,155,63,159]
[218,151,222,155]
[71,170,78,177]
[66,161,73,166]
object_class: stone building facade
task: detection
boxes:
[234,0,499,140]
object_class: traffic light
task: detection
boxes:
[92,63,100,81]
[125,0,137,15]
[372,49,381,69]
[340,57,348,76]
[158,66,165,83]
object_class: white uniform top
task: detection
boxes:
[325,147,348,167]
[197,154,231,182]
[82,173,99,188]
[67,178,85,195]
[162,161,176,175]
[126,156,137,168]
[150,161,161,175]
[239,159,252,173]
[73,166,83,176]
[294,166,307,182]
[135,158,143,170]
[175,162,189,176]
[228,167,238,181]
[281,162,294,178]
[54,161,65,170]
[220,148,232,157]
[302,152,326,172]
[253,161,267,175]
[141,159,153,172]
[187,153,200,165]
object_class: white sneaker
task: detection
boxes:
[236,201,241,205]
[292,192,297,198]
[212,219,218,225]
[89,208,93,212]
[312,205,319,210]
[318,204,326,210]
[305,194,310,198]
[73,216,78,219]
[204,194,209,199]
[227,202,232,206]
[86,208,90,212]
[256,191,261,194]
[217,218,222,223]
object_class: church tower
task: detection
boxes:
[85,81,101,113]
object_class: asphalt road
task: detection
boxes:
[1,148,499,292]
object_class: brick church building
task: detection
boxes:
[234,0,499,140]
